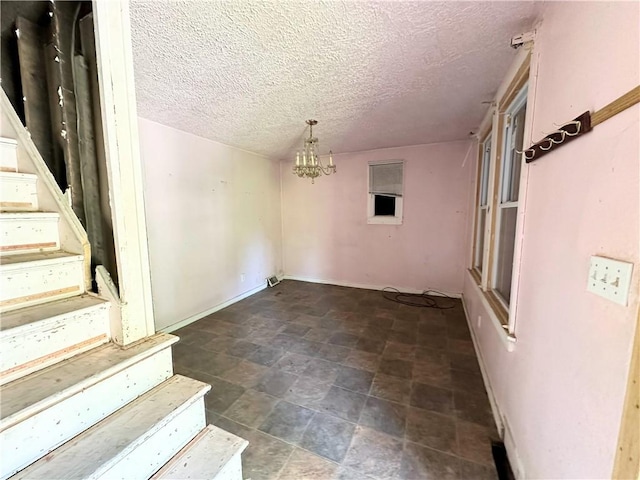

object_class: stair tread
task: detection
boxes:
[0,333,178,428]
[11,375,210,480]
[0,137,18,145]
[0,294,107,332]
[152,425,248,480]
[0,250,80,266]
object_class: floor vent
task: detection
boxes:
[267,276,280,287]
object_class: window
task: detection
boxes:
[368,161,403,224]
[492,89,527,307]
[470,78,528,329]
[474,134,492,273]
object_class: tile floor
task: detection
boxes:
[172,280,499,480]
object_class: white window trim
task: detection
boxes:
[469,47,536,350]
[490,86,528,312]
[474,133,492,271]
[367,160,404,225]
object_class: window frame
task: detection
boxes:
[468,49,532,344]
[491,86,528,310]
[367,160,404,225]
[472,132,493,276]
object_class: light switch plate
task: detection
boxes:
[587,256,634,306]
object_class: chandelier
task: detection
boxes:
[292,120,336,183]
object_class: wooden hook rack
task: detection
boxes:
[524,85,639,163]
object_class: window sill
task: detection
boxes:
[367,216,402,225]
[467,270,516,352]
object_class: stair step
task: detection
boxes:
[0,333,178,478]
[11,375,210,480]
[152,425,248,480]
[0,295,110,386]
[0,137,17,172]
[0,172,38,211]
[0,251,84,313]
[0,212,60,255]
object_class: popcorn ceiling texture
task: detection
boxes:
[130,1,539,159]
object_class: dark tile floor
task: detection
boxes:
[172,280,499,480]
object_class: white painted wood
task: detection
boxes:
[0,137,17,172]
[0,295,110,386]
[152,425,249,480]
[0,172,38,211]
[0,212,60,255]
[92,1,155,345]
[0,333,176,428]
[1,91,91,291]
[101,396,206,480]
[95,265,125,344]
[0,251,84,313]
[11,375,209,480]
[0,342,175,478]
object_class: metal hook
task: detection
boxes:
[539,138,553,151]
[549,129,567,145]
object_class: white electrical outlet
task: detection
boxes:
[477,315,482,328]
[240,273,245,282]
[587,256,634,306]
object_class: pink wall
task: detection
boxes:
[138,118,283,331]
[463,3,639,478]
[281,141,474,294]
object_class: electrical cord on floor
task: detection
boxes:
[381,286,457,309]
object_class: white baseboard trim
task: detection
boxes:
[460,293,504,436]
[282,275,462,299]
[160,283,267,334]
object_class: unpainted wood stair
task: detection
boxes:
[0,113,247,479]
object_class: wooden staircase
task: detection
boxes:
[0,104,247,479]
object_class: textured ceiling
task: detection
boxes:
[130,1,541,159]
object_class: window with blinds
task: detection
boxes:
[368,161,404,224]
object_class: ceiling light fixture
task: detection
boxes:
[293,119,336,183]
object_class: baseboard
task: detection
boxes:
[282,275,462,298]
[460,293,504,435]
[160,283,267,333]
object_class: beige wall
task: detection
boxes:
[138,118,283,331]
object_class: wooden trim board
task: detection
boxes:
[592,86,640,127]
[612,309,640,479]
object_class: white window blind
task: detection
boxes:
[369,162,403,197]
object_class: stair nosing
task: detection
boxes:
[152,424,249,479]
[0,333,179,432]
[12,375,210,480]
[0,212,59,218]
[0,171,36,179]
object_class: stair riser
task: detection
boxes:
[0,347,174,479]
[0,302,110,386]
[99,398,206,480]
[0,215,60,255]
[0,257,84,313]
[0,174,38,211]
[0,139,17,172]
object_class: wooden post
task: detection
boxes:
[92,0,155,345]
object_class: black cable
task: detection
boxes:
[381,287,456,309]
